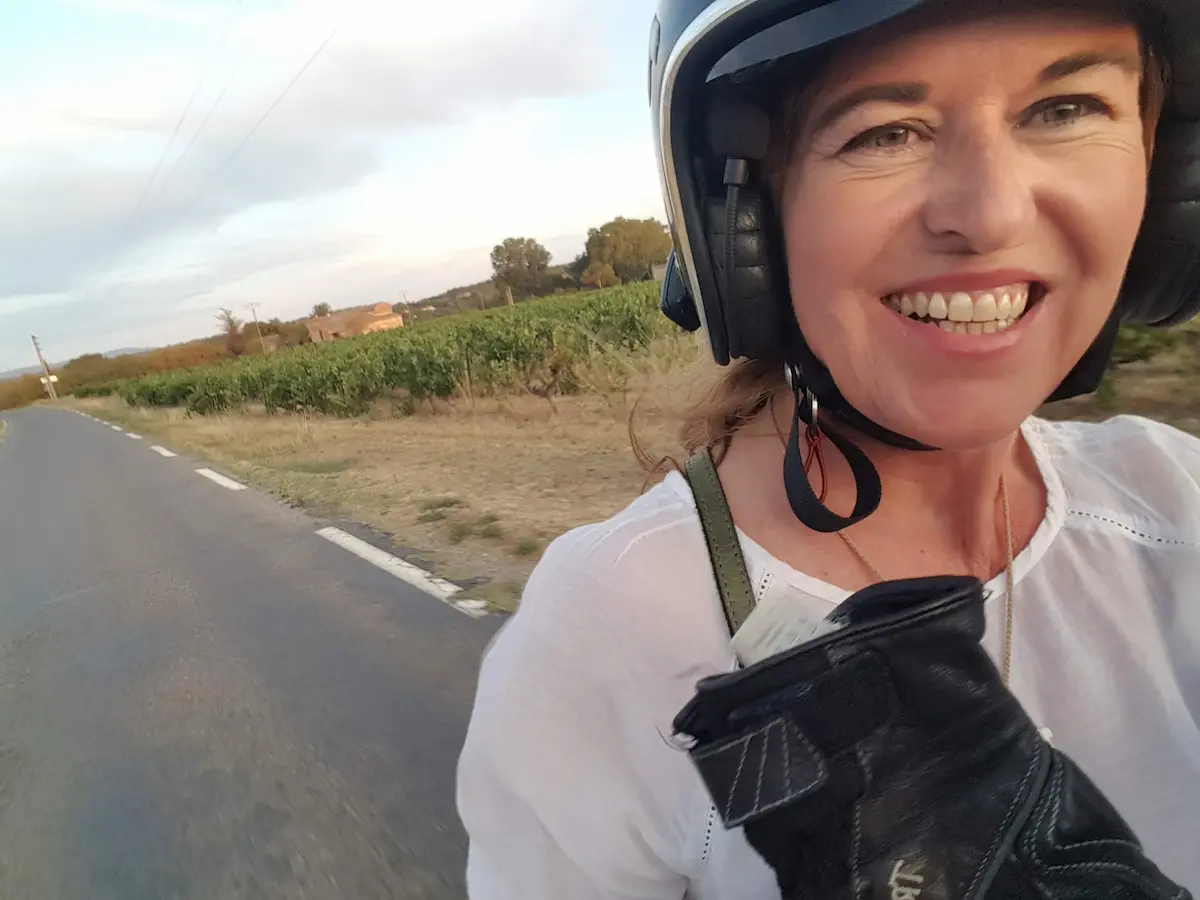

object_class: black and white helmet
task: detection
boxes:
[648,0,1200,530]
[649,0,1200,365]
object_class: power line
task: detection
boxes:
[182,28,338,211]
[89,25,337,310]
[126,0,246,237]
[151,41,253,205]
[80,0,247,307]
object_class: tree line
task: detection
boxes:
[0,216,674,410]
[489,216,672,300]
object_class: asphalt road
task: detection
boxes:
[0,407,502,900]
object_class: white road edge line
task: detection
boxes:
[194,468,246,491]
[110,425,123,432]
[126,433,143,440]
[150,445,177,457]
[314,526,487,617]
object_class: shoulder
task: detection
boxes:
[457,473,732,891]
[503,471,735,672]
[1027,414,1200,545]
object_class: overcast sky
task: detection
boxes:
[0,0,666,370]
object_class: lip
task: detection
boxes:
[878,287,1047,358]
[884,269,1047,295]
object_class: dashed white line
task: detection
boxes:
[314,526,486,616]
[110,425,123,432]
[150,445,176,457]
[194,468,246,491]
[126,433,143,440]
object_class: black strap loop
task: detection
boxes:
[783,391,882,533]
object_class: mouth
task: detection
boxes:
[880,282,1047,335]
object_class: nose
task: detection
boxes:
[921,117,1037,255]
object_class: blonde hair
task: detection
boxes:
[636,23,1168,480]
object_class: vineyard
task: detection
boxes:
[100,283,671,417]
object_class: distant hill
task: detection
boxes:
[0,347,152,381]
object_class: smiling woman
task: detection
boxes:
[456,0,1200,897]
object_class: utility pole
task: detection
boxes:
[31,335,58,400]
[245,302,267,353]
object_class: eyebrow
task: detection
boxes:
[1037,50,1142,82]
[809,82,928,136]
[809,50,1142,136]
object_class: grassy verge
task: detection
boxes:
[63,336,707,611]
[61,323,1200,611]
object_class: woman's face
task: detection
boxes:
[779,9,1150,449]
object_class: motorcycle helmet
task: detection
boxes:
[649,0,1200,530]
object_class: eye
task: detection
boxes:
[1022,95,1113,129]
[840,122,927,155]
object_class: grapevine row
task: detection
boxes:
[115,283,669,416]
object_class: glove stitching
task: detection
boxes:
[782,716,793,800]
[696,719,828,827]
[963,742,1041,898]
[754,721,770,817]
[1026,758,1182,899]
[853,743,871,900]
[727,732,751,824]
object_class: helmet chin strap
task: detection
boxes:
[778,328,932,532]
[786,330,938,452]
[778,307,1123,533]
[782,368,884,532]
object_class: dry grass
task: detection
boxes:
[1039,324,1200,433]
[65,336,712,611]
[61,324,1200,612]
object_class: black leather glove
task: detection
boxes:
[673,575,1191,900]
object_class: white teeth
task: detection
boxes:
[947,292,974,322]
[928,292,948,319]
[882,282,1034,332]
[973,293,997,322]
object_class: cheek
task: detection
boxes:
[779,175,913,348]
[1056,148,1148,287]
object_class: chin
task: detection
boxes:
[853,393,1040,452]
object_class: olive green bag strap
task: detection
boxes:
[683,447,756,637]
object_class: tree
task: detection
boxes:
[490,237,551,299]
[311,302,332,318]
[216,308,246,356]
[567,251,590,284]
[581,261,620,289]
[261,317,311,347]
[583,217,672,285]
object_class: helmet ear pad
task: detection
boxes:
[1117,120,1200,327]
[702,180,792,362]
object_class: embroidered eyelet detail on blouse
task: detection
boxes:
[756,570,774,601]
[1067,508,1200,549]
[698,803,718,870]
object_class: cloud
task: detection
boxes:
[0,0,663,369]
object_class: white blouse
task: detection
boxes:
[456,414,1200,897]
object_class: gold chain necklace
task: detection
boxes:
[836,474,1017,684]
[768,399,1018,686]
